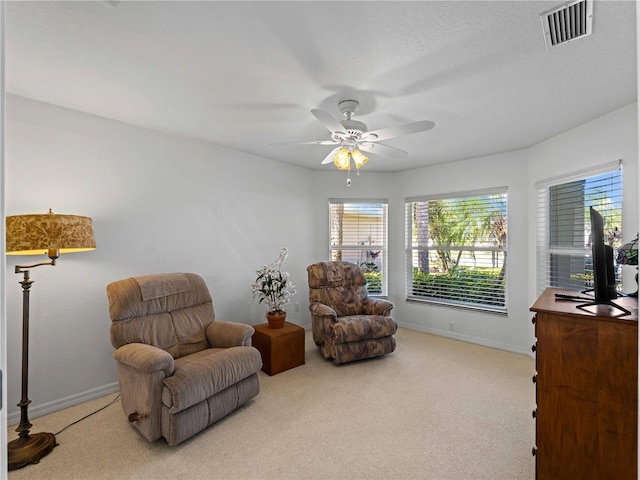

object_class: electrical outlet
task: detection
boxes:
[295,302,299,312]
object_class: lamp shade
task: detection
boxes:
[616,234,638,266]
[351,149,368,169]
[333,148,351,170]
[6,209,96,256]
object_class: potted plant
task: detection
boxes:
[251,247,297,328]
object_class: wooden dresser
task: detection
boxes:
[530,288,638,480]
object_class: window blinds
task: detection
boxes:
[535,162,623,294]
[405,189,508,312]
[329,199,388,295]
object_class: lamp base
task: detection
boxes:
[632,271,639,297]
[8,432,57,471]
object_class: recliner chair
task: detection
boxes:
[307,261,397,364]
[106,272,262,446]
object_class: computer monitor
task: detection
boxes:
[578,206,629,315]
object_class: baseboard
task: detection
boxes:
[7,382,120,426]
[398,321,534,357]
[8,323,529,425]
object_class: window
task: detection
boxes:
[536,161,623,294]
[405,188,508,312]
[329,199,388,296]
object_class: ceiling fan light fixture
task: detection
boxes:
[333,147,351,170]
[351,149,368,169]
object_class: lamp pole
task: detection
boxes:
[8,253,59,471]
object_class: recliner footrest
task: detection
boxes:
[162,346,262,414]
[333,336,397,364]
[331,315,397,344]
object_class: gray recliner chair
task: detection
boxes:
[106,272,262,446]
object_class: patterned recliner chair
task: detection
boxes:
[307,261,397,364]
[107,272,262,446]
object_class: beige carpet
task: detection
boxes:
[8,328,535,480]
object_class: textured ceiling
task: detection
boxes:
[5,1,638,172]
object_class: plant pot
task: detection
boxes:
[266,311,286,329]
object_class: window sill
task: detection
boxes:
[405,297,508,316]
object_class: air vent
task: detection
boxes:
[540,0,593,49]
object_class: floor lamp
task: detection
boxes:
[5,209,96,471]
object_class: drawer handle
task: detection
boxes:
[531,344,536,353]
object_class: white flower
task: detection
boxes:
[251,248,297,314]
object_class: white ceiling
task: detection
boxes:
[5,1,638,172]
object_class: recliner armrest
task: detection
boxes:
[113,343,174,377]
[309,302,337,319]
[207,321,255,347]
[362,298,394,316]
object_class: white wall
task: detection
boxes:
[527,103,639,303]
[313,104,638,357]
[5,95,638,423]
[5,94,318,422]
[313,150,533,355]
[0,2,7,476]
[396,150,532,354]
[315,156,531,353]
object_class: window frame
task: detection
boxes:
[329,198,389,296]
[535,160,623,295]
[405,187,508,313]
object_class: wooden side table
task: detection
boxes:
[252,322,305,375]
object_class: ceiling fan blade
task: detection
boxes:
[359,142,408,159]
[311,109,347,136]
[362,120,435,142]
[270,140,339,146]
[321,147,341,164]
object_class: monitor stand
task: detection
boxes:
[578,287,632,316]
[576,298,631,316]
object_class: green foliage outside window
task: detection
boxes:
[412,267,505,307]
[364,271,382,295]
[407,190,507,311]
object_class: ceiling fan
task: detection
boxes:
[293,99,435,171]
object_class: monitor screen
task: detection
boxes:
[590,206,617,301]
